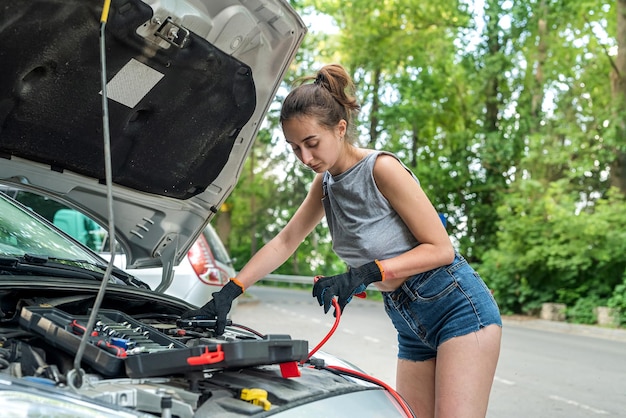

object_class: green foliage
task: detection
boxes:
[217,0,626,326]
[608,275,626,326]
[479,185,626,315]
[566,296,603,325]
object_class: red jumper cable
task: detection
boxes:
[304,294,415,417]
[306,275,364,361]
[232,283,415,416]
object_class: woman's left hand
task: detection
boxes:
[312,261,383,314]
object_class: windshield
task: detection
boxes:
[0,194,101,263]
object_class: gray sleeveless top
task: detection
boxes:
[322,151,420,268]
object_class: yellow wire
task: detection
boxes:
[100,0,111,23]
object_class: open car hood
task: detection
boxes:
[0,1,305,271]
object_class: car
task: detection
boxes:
[106,222,239,307]
[121,222,238,306]
[1,186,237,307]
[0,0,415,416]
[0,193,413,417]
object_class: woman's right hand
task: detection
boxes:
[180,279,243,335]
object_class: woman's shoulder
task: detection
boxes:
[369,150,404,169]
[359,149,401,164]
[370,151,418,185]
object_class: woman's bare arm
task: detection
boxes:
[235,173,326,289]
[372,154,455,283]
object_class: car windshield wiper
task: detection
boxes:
[0,254,106,281]
[0,254,149,288]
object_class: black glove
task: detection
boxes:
[312,261,384,314]
[180,279,243,335]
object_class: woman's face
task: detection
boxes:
[282,116,347,174]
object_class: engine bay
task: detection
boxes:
[0,288,362,417]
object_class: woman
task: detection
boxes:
[182,64,502,417]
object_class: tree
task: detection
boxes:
[611,0,626,194]
[216,0,626,321]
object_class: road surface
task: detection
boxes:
[231,285,626,417]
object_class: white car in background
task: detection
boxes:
[1,186,235,307]
[109,223,238,307]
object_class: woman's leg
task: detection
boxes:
[396,324,501,418]
[396,357,436,417]
[435,324,502,418]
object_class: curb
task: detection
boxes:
[501,316,626,343]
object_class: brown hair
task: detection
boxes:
[280,64,361,144]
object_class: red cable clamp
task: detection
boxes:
[187,345,225,366]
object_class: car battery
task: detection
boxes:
[19,306,309,378]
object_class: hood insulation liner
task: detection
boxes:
[0,0,256,199]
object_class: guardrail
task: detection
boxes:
[259,273,314,285]
[258,273,379,291]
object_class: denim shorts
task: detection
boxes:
[382,253,502,361]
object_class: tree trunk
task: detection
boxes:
[249,149,258,255]
[531,0,547,124]
[215,204,232,252]
[368,68,382,147]
[610,0,626,194]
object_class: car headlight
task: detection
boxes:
[0,390,147,418]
